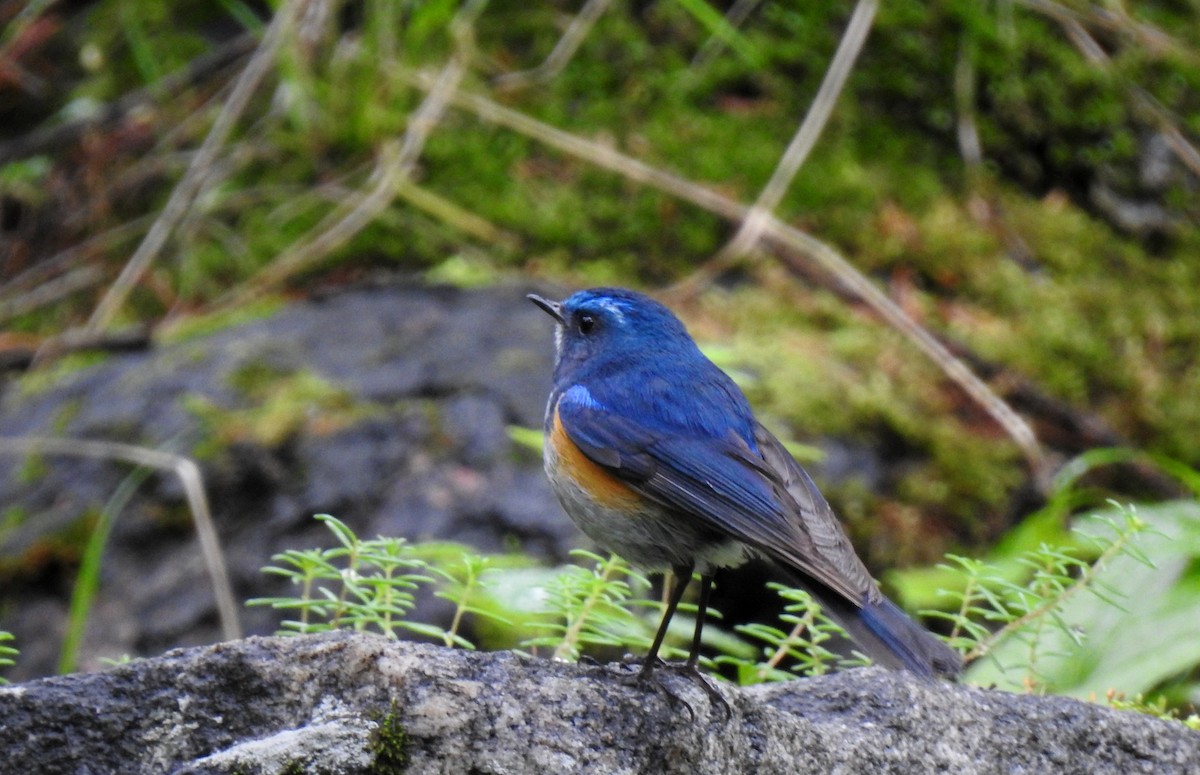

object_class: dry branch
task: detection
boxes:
[675,0,878,299]
[0,33,256,166]
[85,1,305,333]
[223,0,489,306]
[1044,10,1200,180]
[493,0,613,92]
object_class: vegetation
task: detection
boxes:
[0,631,16,684]
[4,0,1198,557]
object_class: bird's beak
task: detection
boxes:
[527,293,565,324]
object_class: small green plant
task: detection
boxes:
[928,504,1152,691]
[1104,690,1200,732]
[248,514,510,645]
[249,514,439,639]
[0,631,17,683]
[253,497,1198,726]
[520,549,665,662]
[955,499,1200,706]
[425,549,513,650]
[715,584,864,684]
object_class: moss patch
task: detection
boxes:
[369,703,411,774]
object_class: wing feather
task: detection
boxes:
[557,392,877,605]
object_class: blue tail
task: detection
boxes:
[856,596,961,679]
[782,575,962,679]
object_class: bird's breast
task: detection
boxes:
[543,401,750,572]
[546,404,641,509]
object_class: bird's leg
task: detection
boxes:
[686,573,713,669]
[677,574,730,718]
[639,564,693,677]
[625,567,730,720]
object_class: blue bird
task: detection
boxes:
[528,287,962,685]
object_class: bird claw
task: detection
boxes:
[581,655,731,720]
[633,665,698,721]
[656,663,732,721]
[629,660,732,721]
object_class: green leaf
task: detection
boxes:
[966,501,1200,697]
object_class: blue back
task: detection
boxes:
[552,287,758,450]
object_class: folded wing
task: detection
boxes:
[556,391,878,606]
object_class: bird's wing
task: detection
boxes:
[556,390,877,605]
[749,424,880,605]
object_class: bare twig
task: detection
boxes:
[1014,0,1198,63]
[493,0,612,91]
[730,0,877,249]
[676,0,877,299]
[221,0,490,306]
[1051,15,1200,180]
[951,39,1041,274]
[0,33,257,166]
[954,38,983,173]
[85,3,304,333]
[399,71,1050,487]
[0,266,105,324]
[690,0,766,71]
[0,216,154,302]
[0,436,241,641]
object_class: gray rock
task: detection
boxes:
[0,631,1196,774]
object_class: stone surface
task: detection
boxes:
[0,631,1196,774]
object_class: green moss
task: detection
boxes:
[159,298,284,344]
[14,354,109,401]
[185,370,374,455]
[15,453,47,485]
[368,704,411,774]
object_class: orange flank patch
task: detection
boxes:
[551,408,640,508]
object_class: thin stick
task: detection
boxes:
[400,72,1049,486]
[0,33,257,166]
[85,2,303,333]
[223,0,489,306]
[676,0,877,297]
[1014,0,1196,62]
[0,216,154,301]
[724,0,876,253]
[954,37,983,173]
[493,0,613,91]
[1053,16,1200,180]
[0,436,241,641]
[0,266,104,323]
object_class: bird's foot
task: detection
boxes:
[656,662,731,721]
[624,659,731,721]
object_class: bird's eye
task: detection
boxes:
[578,314,596,335]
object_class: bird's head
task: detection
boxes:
[527,287,696,378]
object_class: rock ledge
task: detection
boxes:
[0,631,1196,774]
